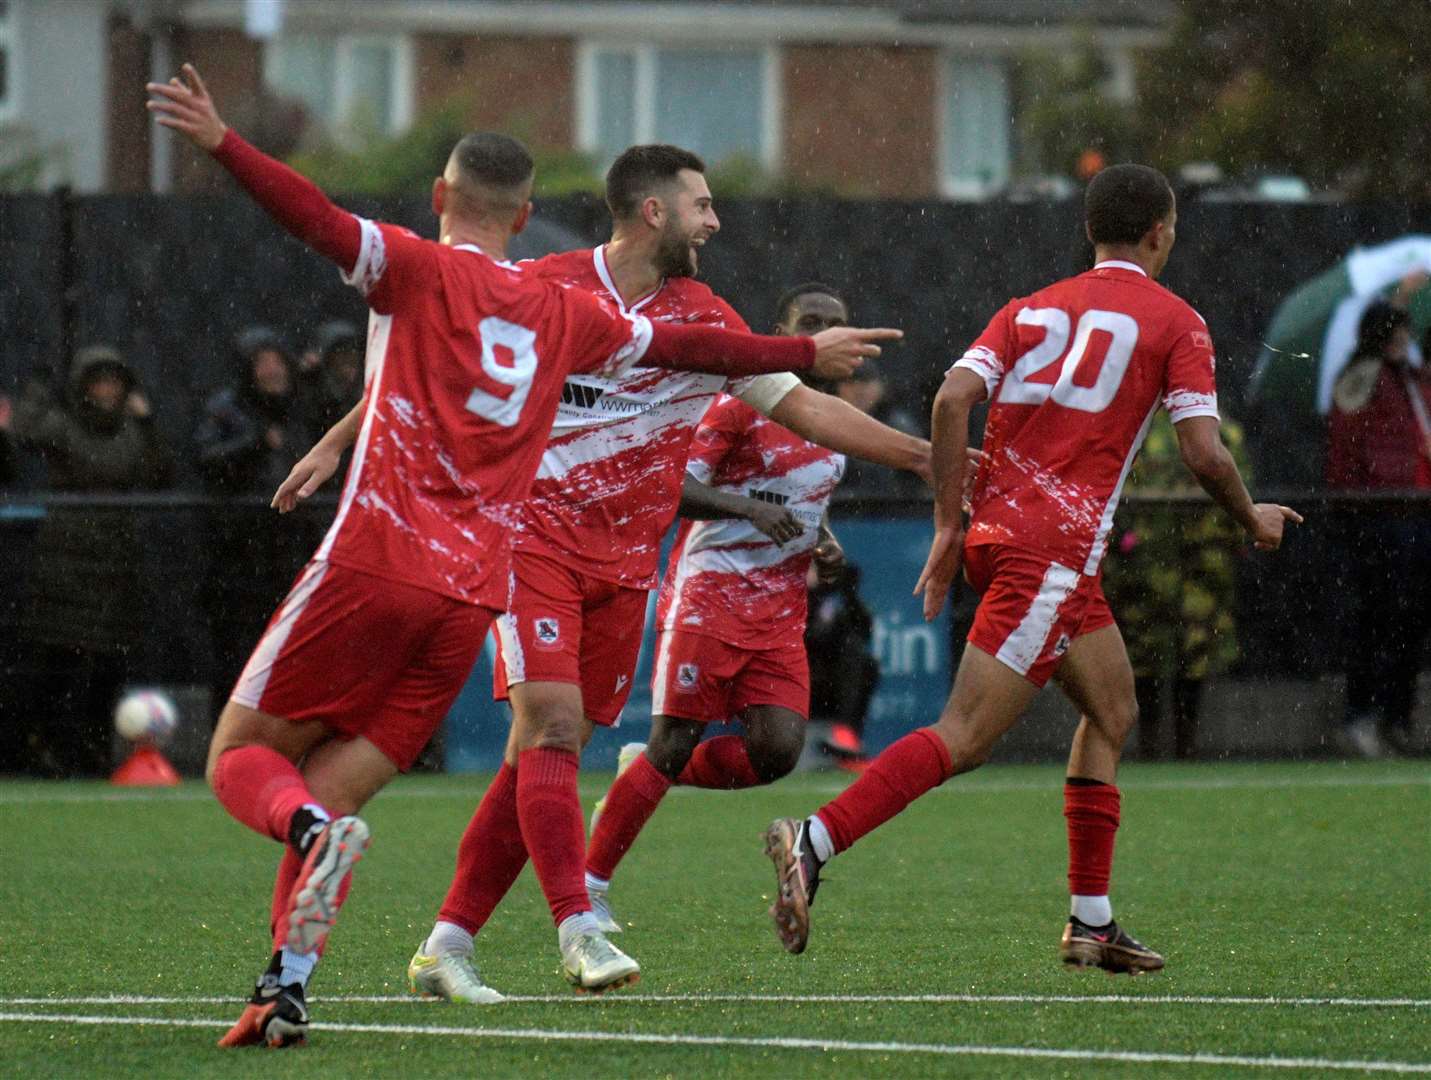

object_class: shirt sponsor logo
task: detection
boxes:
[561,382,606,409]
[749,489,789,506]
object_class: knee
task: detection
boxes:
[646,719,702,779]
[519,699,587,754]
[930,715,989,776]
[204,733,239,791]
[747,727,804,783]
[1093,698,1139,745]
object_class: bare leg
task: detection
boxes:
[1056,623,1139,784]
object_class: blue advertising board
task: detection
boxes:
[443,515,953,771]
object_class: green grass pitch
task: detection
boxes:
[1,759,1426,1077]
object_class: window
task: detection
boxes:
[578,43,779,172]
[939,54,1013,200]
[0,0,17,123]
[265,34,412,145]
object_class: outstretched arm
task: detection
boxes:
[766,383,931,481]
[1174,416,1301,550]
[147,64,362,270]
[913,367,985,620]
[642,321,901,383]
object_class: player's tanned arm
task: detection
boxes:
[1173,415,1302,550]
[767,385,932,480]
[913,367,986,620]
[272,400,365,512]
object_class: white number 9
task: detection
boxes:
[465,317,538,427]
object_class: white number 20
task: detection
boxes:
[997,307,1140,414]
[465,317,538,427]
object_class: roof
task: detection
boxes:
[178,0,1174,46]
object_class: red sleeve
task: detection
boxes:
[949,301,1017,397]
[212,130,433,314]
[1163,311,1220,423]
[643,321,814,376]
[211,129,361,271]
[557,286,655,378]
[685,396,747,484]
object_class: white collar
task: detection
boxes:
[593,244,661,314]
[1093,259,1148,277]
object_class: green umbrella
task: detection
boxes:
[1248,236,1431,418]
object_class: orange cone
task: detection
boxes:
[111,744,181,786]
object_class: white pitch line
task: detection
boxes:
[1,1011,1427,1074]
[2,992,1426,1008]
[0,771,1425,805]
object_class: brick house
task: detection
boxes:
[6,0,1171,196]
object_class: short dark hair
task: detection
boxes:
[605,144,706,220]
[775,281,848,324]
[450,132,534,192]
[1085,164,1174,246]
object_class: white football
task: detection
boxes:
[114,690,179,743]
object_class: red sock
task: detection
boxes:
[815,728,953,854]
[437,762,529,934]
[586,753,673,881]
[1064,781,1120,897]
[268,846,351,956]
[516,748,589,927]
[676,735,762,789]
[270,848,302,948]
[211,744,318,844]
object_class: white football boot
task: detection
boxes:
[561,931,640,993]
[407,946,505,1004]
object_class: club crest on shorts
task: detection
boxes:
[1052,633,1072,658]
[676,662,699,691]
[534,617,561,649]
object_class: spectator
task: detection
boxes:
[10,346,174,776]
[806,560,880,769]
[1326,301,1431,757]
[1101,413,1250,759]
[195,327,311,495]
[299,319,364,436]
[194,327,317,716]
[833,362,926,496]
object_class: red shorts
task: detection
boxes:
[965,543,1114,688]
[232,560,493,771]
[650,629,810,723]
[492,549,649,726]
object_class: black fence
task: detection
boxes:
[2,487,1425,683]
[6,192,1431,491]
[2,489,1427,775]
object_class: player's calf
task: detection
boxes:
[285,815,370,955]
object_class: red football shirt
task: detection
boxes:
[952,260,1219,576]
[515,246,799,589]
[657,395,844,649]
[315,219,653,608]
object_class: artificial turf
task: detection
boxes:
[1,759,1426,1078]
